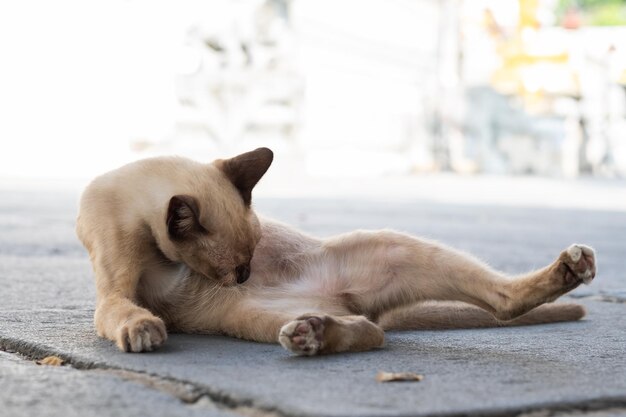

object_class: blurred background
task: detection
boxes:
[1,0,626,207]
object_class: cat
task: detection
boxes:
[76,147,596,355]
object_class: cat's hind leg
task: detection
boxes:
[222,294,384,356]
[377,301,586,330]
[279,314,384,356]
[320,231,595,323]
[495,244,595,320]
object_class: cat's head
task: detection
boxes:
[165,147,273,286]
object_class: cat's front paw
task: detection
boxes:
[116,315,167,353]
[279,316,325,356]
[560,244,596,286]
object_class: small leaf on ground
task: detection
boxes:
[35,356,65,366]
[376,371,423,383]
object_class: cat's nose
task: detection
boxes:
[235,263,251,284]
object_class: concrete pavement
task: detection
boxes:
[1,187,625,417]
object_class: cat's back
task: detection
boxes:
[76,156,201,245]
[85,156,199,198]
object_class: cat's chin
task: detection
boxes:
[213,271,239,287]
[187,268,233,286]
[220,278,239,287]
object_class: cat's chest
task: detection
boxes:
[138,263,188,307]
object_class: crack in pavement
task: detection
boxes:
[0,336,283,417]
[2,333,626,417]
[519,406,626,417]
[90,369,284,417]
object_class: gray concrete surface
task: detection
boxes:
[1,188,625,417]
[0,351,234,417]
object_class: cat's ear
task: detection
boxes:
[218,147,273,206]
[167,195,201,239]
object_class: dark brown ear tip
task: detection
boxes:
[167,194,201,239]
[169,195,197,209]
[255,147,273,163]
[168,195,183,209]
[220,147,274,206]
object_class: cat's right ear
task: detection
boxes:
[167,195,201,240]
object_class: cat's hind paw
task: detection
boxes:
[279,316,324,356]
[562,244,596,286]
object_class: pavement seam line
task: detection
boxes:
[0,336,286,417]
[460,398,626,417]
[3,335,626,417]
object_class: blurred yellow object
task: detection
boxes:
[490,0,578,101]
[519,0,539,29]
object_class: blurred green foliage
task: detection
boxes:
[558,0,626,26]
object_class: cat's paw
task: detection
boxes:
[279,316,325,356]
[560,244,596,287]
[117,316,167,353]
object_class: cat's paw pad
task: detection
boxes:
[561,244,596,286]
[117,316,167,353]
[279,316,324,356]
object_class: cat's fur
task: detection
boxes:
[76,148,596,355]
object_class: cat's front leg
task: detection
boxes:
[95,295,167,352]
[92,254,168,352]
[279,314,384,356]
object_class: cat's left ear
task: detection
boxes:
[218,147,273,206]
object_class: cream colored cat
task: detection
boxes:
[76,148,596,355]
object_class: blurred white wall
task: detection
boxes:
[1,0,626,183]
[0,0,234,180]
[292,0,438,177]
